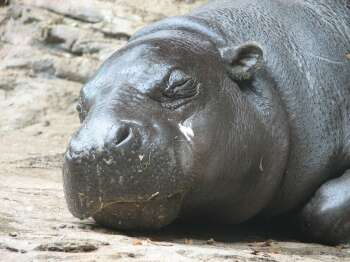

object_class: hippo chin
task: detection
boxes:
[64,0,350,244]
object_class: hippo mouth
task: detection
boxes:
[67,189,184,230]
[72,191,183,218]
[90,193,184,230]
[63,151,187,230]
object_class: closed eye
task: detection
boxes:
[161,79,200,110]
[163,78,198,99]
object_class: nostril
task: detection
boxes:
[115,125,131,146]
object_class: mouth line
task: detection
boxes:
[81,192,183,218]
[103,192,182,206]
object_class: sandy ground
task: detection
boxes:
[0,0,350,261]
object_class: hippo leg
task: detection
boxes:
[297,170,350,245]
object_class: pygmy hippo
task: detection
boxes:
[63,0,350,245]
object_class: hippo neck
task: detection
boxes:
[225,70,291,222]
[181,70,290,223]
[244,68,290,151]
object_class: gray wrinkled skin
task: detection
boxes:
[63,0,350,245]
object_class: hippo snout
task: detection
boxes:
[63,117,192,230]
[66,122,139,163]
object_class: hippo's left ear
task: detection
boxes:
[219,42,263,81]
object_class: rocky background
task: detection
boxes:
[0,0,350,261]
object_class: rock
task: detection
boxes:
[70,40,115,56]
[8,232,18,237]
[95,18,134,38]
[8,5,22,19]
[14,6,45,24]
[32,0,104,23]
[55,57,100,83]
[206,238,215,245]
[42,24,80,46]
[35,240,100,253]
[1,16,37,45]
[0,0,9,7]
[31,58,56,76]
[176,0,196,3]
[0,57,31,71]
[41,24,120,56]
[132,239,143,245]
[0,74,17,91]
[0,242,26,253]
[0,77,80,130]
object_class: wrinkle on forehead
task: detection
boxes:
[80,35,212,109]
[83,45,176,99]
[90,83,164,122]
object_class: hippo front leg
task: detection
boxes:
[297,170,350,245]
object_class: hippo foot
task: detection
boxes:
[297,170,350,245]
[92,194,183,230]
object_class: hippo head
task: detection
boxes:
[63,30,269,230]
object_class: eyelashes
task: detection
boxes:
[161,79,200,110]
[163,78,198,99]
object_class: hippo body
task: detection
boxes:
[64,0,350,244]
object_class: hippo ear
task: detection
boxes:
[219,42,263,81]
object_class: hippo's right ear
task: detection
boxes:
[219,42,263,82]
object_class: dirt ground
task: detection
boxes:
[0,0,350,261]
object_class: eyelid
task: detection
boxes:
[161,82,200,110]
[164,78,197,98]
[168,68,190,84]
[169,77,191,87]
